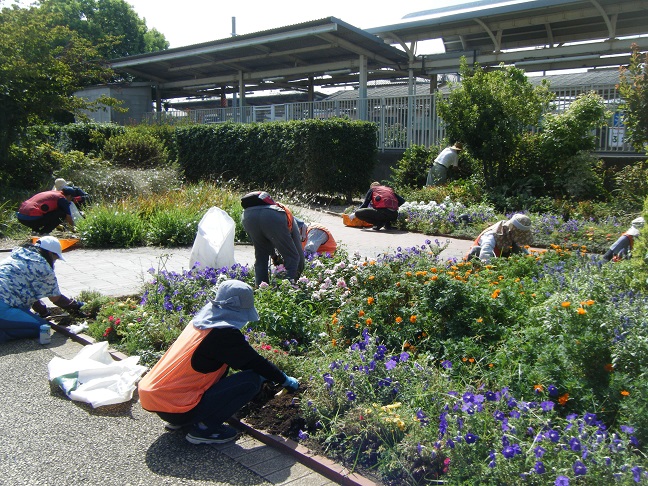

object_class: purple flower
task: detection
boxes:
[485,390,498,401]
[385,359,397,370]
[441,360,452,369]
[534,446,546,458]
[547,430,560,442]
[621,425,635,434]
[555,476,570,485]
[465,432,478,444]
[548,384,559,397]
[632,466,642,483]
[534,461,546,474]
[583,413,597,425]
[298,430,309,440]
[573,460,587,476]
[399,351,410,362]
[323,373,334,389]
[346,391,356,401]
[540,401,554,412]
[502,444,521,459]
[446,438,455,449]
[569,437,581,451]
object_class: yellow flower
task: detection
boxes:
[368,275,375,280]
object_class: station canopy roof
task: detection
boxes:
[110,17,411,99]
[110,1,648,100]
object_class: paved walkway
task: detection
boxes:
[1,207,474,485]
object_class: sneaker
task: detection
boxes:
[372,224,383,231]
[164,422,183,431]
[186,424,240,444]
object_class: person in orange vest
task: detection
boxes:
[355,182,405,231]
[465,213,533,262]
[240,191,305,285]
[138,279,299,445]
[295,219,337,256]
[602,216,644,262]
[16,187,77,235]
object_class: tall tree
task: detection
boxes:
[438,58,553,188]
[0,4,114,169]
[618,43,648,154]
[38,0,169,59]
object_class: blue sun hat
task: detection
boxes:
[193,280,259,330]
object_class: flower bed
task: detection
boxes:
[86,242,648,484]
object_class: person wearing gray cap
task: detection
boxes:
[138,279,300,445]
[0,236,85,343]
[465,213,533,262]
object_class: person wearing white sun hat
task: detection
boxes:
[602,216,645,262]
[426,142,463,187]
[0,236,84,343]
[465,213,533,263]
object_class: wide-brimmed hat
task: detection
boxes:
[193,280,259,330]
[53,178,69,190]
[505,213,533,246]
[631,217,645,228]
[451,142,463,151]
[35,236,66,261]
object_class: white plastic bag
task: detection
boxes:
[70,202,83,223]
[48,341,147,408]
[189,206,236,269]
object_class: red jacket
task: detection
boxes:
[371,186,399,210]
[19,191,67,217]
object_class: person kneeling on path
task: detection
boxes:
[16,187,77,235]
[241,191,305,286]
[296,219,337,256]
[465,213,533,263]
[137,279,300,445]
[0,237,85,344]
[602,216,645,262]
[355,182,405,231]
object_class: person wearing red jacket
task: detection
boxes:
[138,279,299,445]
[355,182,405,231]
[16,187,76,235]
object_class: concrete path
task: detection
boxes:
[1,206,473,485]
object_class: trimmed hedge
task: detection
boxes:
[175,119,377,199]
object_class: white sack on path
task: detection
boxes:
[48,341,147,408]
[189,206,236,270]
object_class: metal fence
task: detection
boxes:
[143,86,636,154]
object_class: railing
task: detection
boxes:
[143,87,637,154]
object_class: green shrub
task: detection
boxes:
[77,206,145,247]
[57,122,126,155]
[611,160,648,212]
[389,144,434,189]
[102,128,168,168]
[147,208,201,247]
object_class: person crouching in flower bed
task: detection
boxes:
[465,213,533,262]
[0,236,85,343]
[137,279,300,445]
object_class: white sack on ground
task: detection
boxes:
[48,341,147,408]
[189,206,236,270]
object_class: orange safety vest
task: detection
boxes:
[465,228,504,261]
[622,232,635,250]
[138,324,228,413]
[302,223,337,255]
[18,191,65,217]
[275,202,295,232]
[371,186,399,210]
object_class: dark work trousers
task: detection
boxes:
[241,206,305,285]
[17,209,67,234]
[355,207,399,227]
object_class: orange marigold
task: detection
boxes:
[410,315,417,323]
[577,307,587,315]
[604,363,614,372]
[368,275,375,280]
[367,297,375,305]
[621,390,630,397]
[395,316,403,323]
[586,299,595,306]
[534,384,544,392]
[366,318,372,325]
[491,289,501,299]
[358,310,365,317]
[331,339,337,347]
[558,393,569,405]
[561,301,571,308]
[476,317,483,323]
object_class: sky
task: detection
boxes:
[124,0,460,49]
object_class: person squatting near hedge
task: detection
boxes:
[240,191,305,286]
[137,279,300,445]
[0,237,85,344]
[426,142,463,187]
[52,178,91,208]
[295,218,337,256]
[16,187,77,235]
[465,213,533,263]
[602,216,645,262]
[355,182,406,231]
